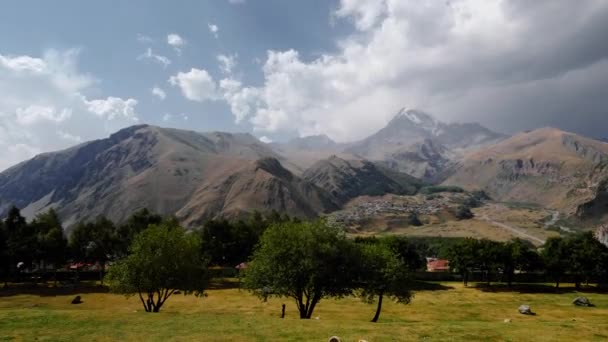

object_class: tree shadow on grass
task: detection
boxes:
[0,282,109,297]
[471,283,608,294]
[408,281,454,292]
[208,277,241,290]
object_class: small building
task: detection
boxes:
[426,258,449,272]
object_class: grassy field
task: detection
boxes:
[1,281,608,341]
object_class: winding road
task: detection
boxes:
[479,214,546,245]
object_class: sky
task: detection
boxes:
[1,0,607,170]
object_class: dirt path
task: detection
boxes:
[479,214,546,245]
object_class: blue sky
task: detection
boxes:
[1,0,607,170]
[0,0,348,136]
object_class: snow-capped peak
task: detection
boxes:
[394,108,442,135]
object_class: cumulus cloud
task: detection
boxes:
[0,49,140,170]
[259,136,272,143]
[208,23,219,39]
[217,54,237,74]
[214,0,608,141]
[137,48,171,68]
[151,86,167,100]
[167,33,186,55]
[169,68,218,102]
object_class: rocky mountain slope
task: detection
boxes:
[273,108,505,182]
[302,156,422,206]
[0,125,334,227]
[444,128,608,218]
[344,108,505,180]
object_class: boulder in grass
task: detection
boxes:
[71,295,83,305]
[518,305,534,315]
[328,337,341,342]
[573,296,593,307]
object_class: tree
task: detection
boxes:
[243,220,356,319]
[500,239,542,287]
[31,209,67,285]
[106,221,209,313]
[357,243,413,322]
[115,208,162,257]
[446,238,479,286]
[542,237,569,288]
[5,207,37,277]
[564,232,607,289]
[382,236,425,271]
[407,211,423,227]
[454,205,474,220]
[69,216,117,285]
[0,220,8,286]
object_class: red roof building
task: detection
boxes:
[426,258,450,272]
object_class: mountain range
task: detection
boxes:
[2,108,608,229]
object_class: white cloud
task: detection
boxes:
[57,130,82,143]
[161,113,188,122]
[215,0,608,141]
[169,68,218,102]
[137,48,171,68]
[208,23,219,39]
[217,54,237,74]
[259,136,272,143]
[167,33,186,55]
[0,49,140,170]
[136,33,154,44]
[15,106,72,125]
[151,86,167,100]
[85,97,138,121]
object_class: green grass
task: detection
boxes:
[1,281,608,341]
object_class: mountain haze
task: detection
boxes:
[444,127,608,217]
[0,125,333,227]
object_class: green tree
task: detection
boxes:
[31,209,67,285]
[500,238,542,287]
[541,237,569,288]
[115,208,162,257]
[5,207,37,277]
[564,232,607,289]
[454,205,474,220]
[446,238,479,286]
[0,220,8,285]
[243,220,355,319]
[382,236,425,271]
[69,216,117,284]
[106,221,209,313]
[357,243,413,322]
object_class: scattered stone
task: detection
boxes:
[71,295,83,305]
[518,305,534,315]
[572,296,593,307]
[503,318,512,323]
[328,336,341,342]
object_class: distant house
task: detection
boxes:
[426,258,449,272]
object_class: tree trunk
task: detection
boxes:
[371,292,384,323]
[463,272,469,287]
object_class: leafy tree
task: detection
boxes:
[31,209,67,285]
[5,207,37,276]
[542,237,569,288]
[500,239,542,287]
[382,236,426,271]
[446,238,479,286]
[115,208,162,257]
[69,216,117,284]
[243,220,356,319]
[106,221,209,313]
[0,220,8,285]
[476,239,503,286]
[454,205,474,220]
[564,232,607,289]
[407,211,423,226]
[357,243,413,322]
